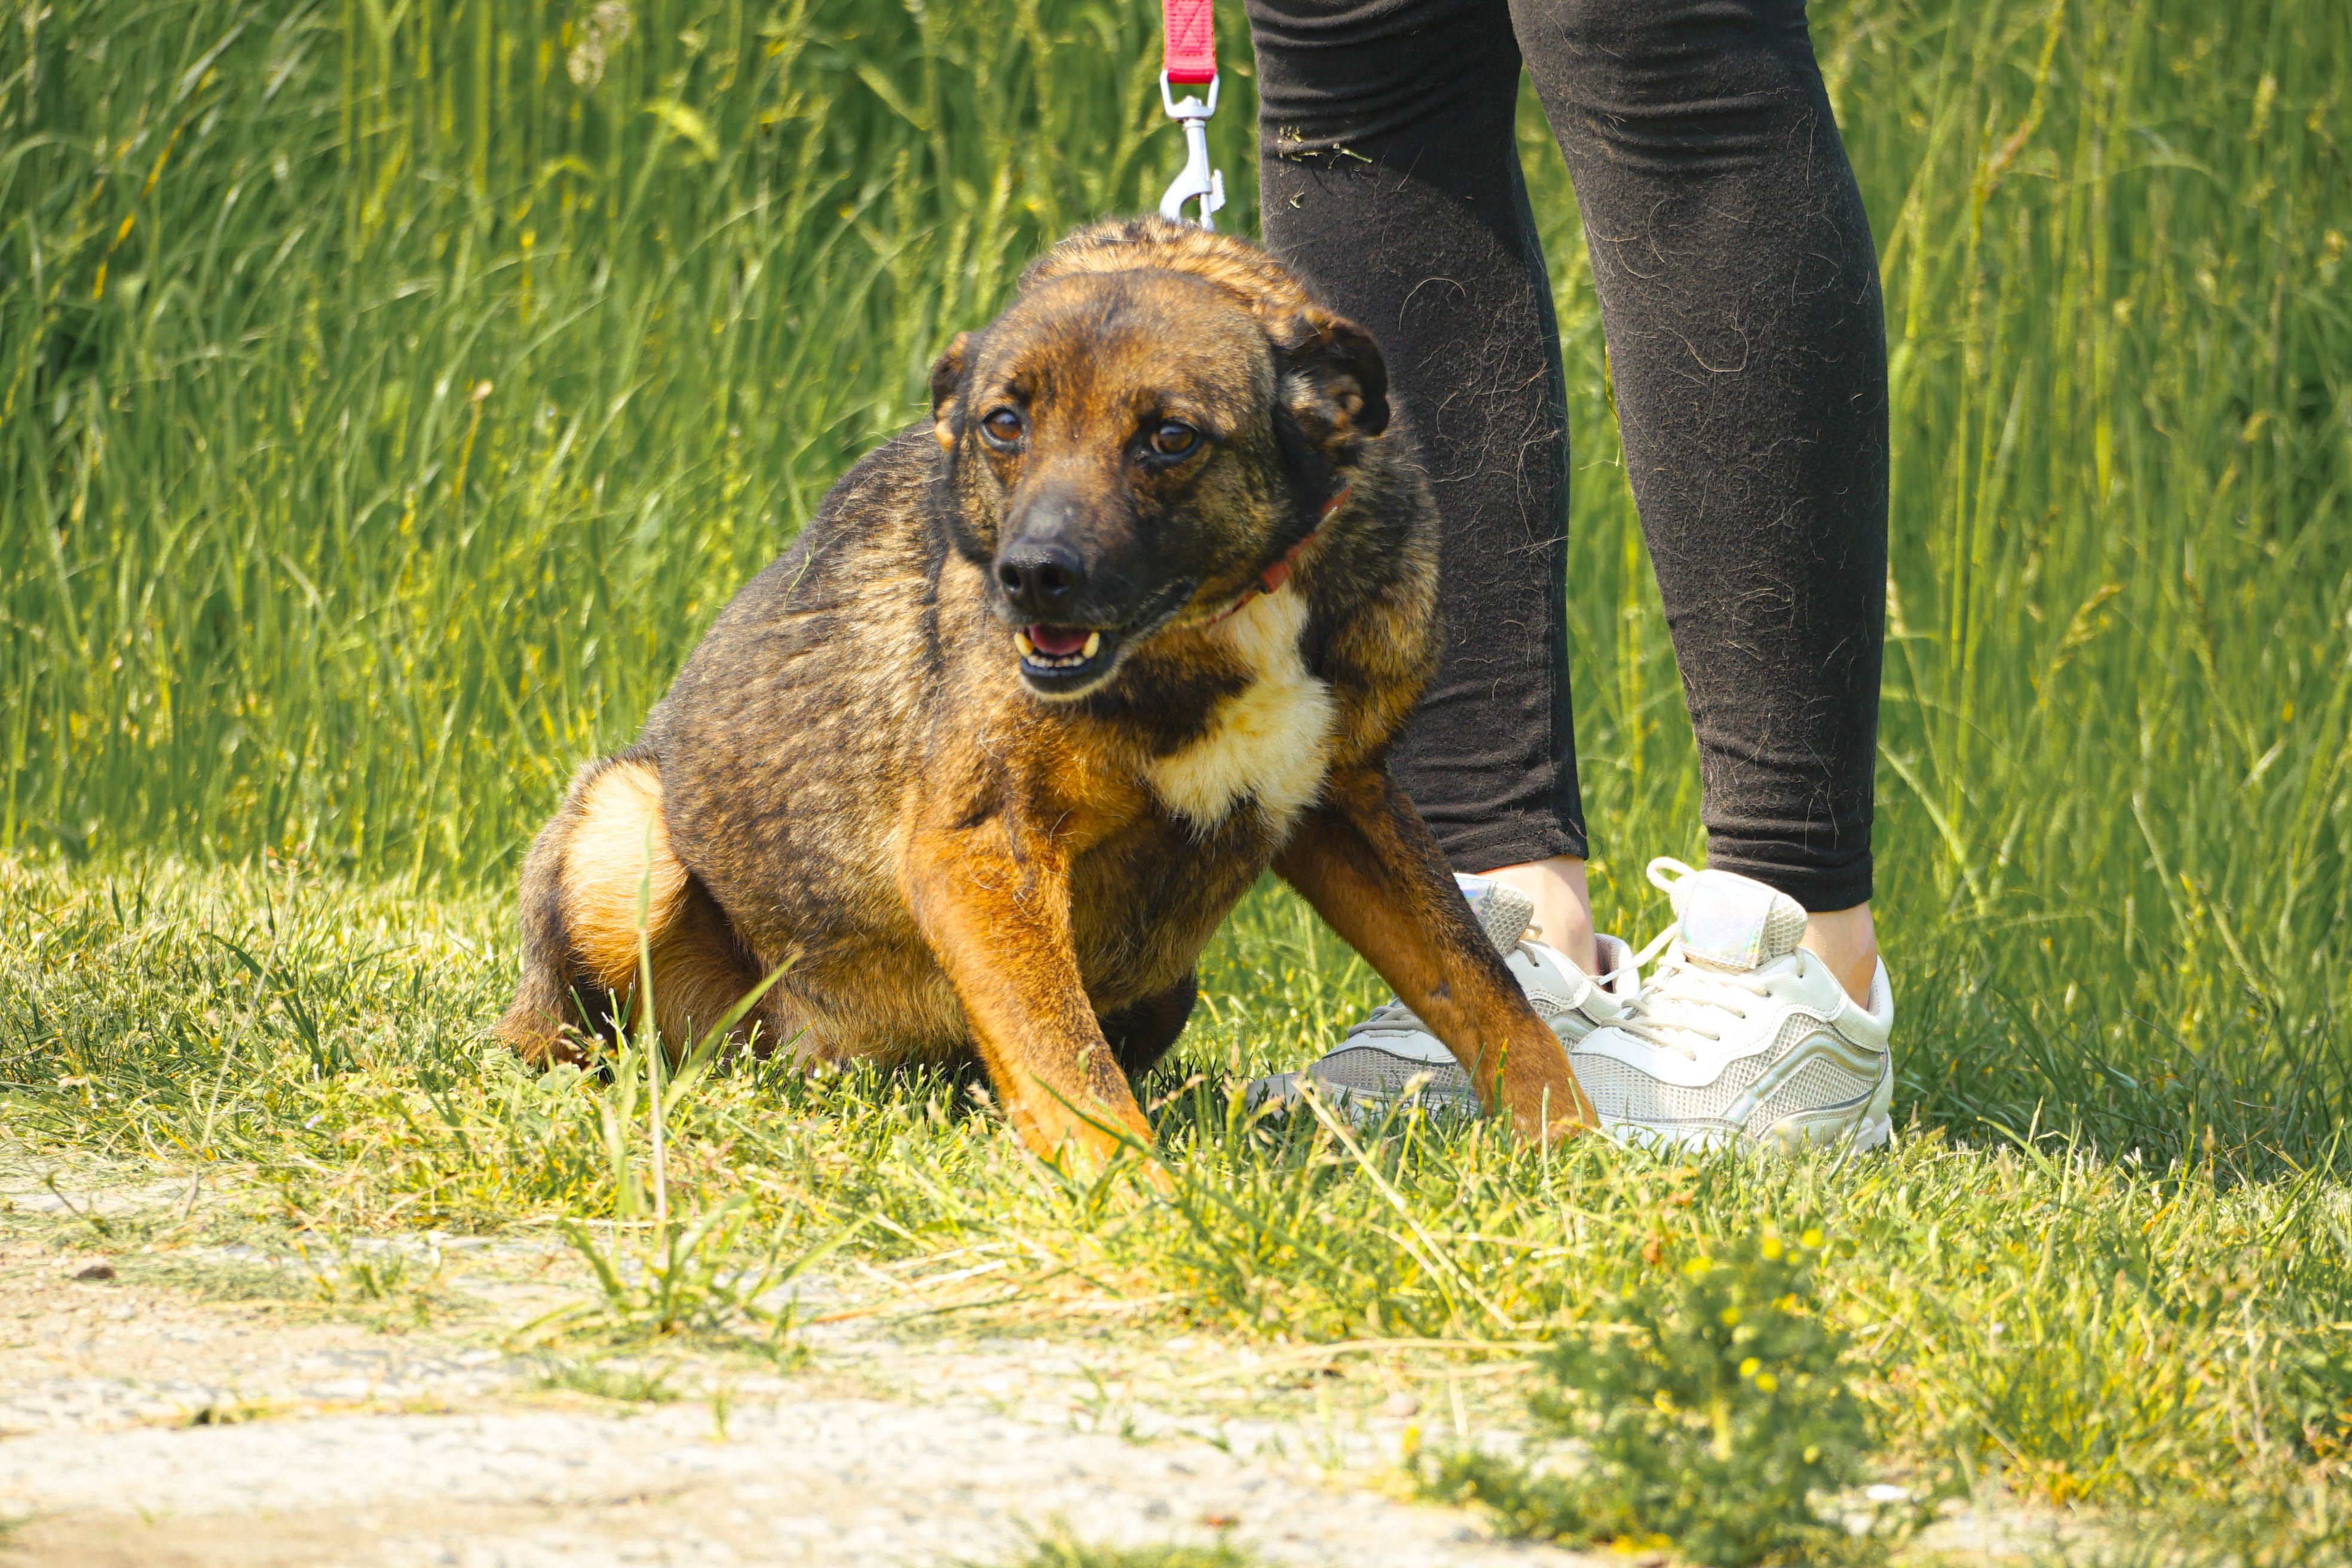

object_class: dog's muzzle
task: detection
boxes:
[1012,623,1113,694]
[993,531,1123,696]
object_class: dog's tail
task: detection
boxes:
[495,752,761,1065]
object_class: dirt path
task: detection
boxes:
[0,1149,1597,1567]
[5,1396,1576,1567]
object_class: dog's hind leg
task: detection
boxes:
[638,874,774,1059]
[496,755,764,1065]
[497,758,629,1066]
[498,817,592,1066]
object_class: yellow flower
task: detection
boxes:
[1755,1372,1780,1393]
[1800,1227,1826,1250]
[1719,1306,1741,1326]
[1760,1234,1784,1260]
[1740,1356,1761,1378]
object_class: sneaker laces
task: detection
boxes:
[1345,915,1640,1045]
[1610,858,1778,1062]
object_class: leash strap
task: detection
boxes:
[1162,0,1215,84]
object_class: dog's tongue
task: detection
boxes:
[1026,625,1089,657]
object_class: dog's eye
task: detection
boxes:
[981,407,1023,445]
[1149,421,1200,458]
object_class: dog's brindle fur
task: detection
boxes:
[497,218,1595,1168]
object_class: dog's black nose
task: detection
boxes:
[995,539,1088,617]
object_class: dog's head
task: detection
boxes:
[928,218,1389,699]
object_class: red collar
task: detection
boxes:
[1205,481,1352,627]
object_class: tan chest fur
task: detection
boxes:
[1142,590,1336,837]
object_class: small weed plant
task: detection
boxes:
[301,1241,436,1304]
[1422,1226,1878,1566]
[532,1356,682,1405]
[987,1527,1262,1568]
[542,1192,822,1352]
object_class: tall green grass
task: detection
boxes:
[0,0,1208,876]
[3,0,2348,1165]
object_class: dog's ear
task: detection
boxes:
[930,332,972,452]
[1273,308,1389,451]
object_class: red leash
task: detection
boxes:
[1162,0,1215,84]
[1157,0,1224,226]
[1158,0,1334,626]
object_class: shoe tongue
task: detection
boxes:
[1671,869,1806,972]
[1454,874,1536,958]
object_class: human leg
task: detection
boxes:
[1480,855,1595,975]
[1509,0,1889,994]
[1249,0,1592,969]
[1800,902,1880,1006]
[1494,0,1894,1150]
[1244,0,1633,1113]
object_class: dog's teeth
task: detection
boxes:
[1081,631,1101,660]
[1013,630,1035,658]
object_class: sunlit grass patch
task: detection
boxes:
[5,856,2350,1560]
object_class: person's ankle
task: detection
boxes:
[1479,856,1597,974]
[1799,902,1879,1006]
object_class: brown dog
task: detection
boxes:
[495,216,1595,1169]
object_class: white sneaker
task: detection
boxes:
[1247,875,1642,1119]
[1571,858,1895,1153]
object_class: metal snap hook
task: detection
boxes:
[1157,72,1225,231]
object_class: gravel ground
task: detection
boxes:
[0,1152,1600,1567]
[4,1397,1584,1567]
[0,1145,2053,1567]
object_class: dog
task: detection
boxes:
[495,216,1595,1170]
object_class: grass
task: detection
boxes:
[988,1535,1262,1568]
[1,0,2344,1171]
[5,856,2351,1561]
[2,0,2350,1561]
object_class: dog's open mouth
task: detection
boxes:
[1013,624,1113,691]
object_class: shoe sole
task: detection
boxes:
[1244,1071,1482,1125]
[1595,1110,1889,1156]
[1243,1015,1611,1120]
[1247,1098,1891,1149]
[1248,1048,1895,1152]
[1597,1054,1895,1156]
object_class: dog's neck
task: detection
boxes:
[1143,589,1337,838]
[1205,479,1354,629]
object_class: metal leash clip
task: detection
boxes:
[1157,72,1224,231]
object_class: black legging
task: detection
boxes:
[1249,0,1887,912]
